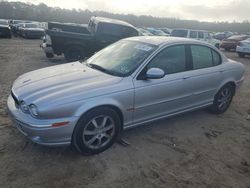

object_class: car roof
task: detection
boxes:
[93,17,135,28]
[125,36,206,46]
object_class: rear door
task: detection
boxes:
[186,44,223,106]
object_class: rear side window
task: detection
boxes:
[198,32,204,39]
[171,30,188,37]
[191,45,213,69]
[191,45,221,69]
[147,45,186,74]
[190,31,197,38]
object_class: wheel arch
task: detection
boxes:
[216,80,236,96]
[74,102,125,128]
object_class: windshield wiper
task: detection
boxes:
[86,63,123,77]
[87,63,108,72]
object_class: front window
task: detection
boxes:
[147,45,187,75]
[85,40,157,77]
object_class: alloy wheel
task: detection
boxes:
[82,115,115,149]
[217,88,232,111]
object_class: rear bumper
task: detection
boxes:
[41,42,54,54]
[7,95,78,146]
[236,76,244,90]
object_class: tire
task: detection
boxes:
[225,48,230,51]
[46,53,54,58]
[209,84,234,114]
[238,53,245,58]
[64,45,85,62]
[72,107,122,155]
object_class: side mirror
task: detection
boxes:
[146,68,165,79]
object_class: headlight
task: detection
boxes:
[29,104,38,116]
[20,101,29,113]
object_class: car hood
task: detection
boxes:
[12,62,123,105]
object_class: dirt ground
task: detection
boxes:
[0,38,250,188]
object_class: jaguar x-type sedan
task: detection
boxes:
[8,37,245,155]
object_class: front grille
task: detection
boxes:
[11,91,19,106]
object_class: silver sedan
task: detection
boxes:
[8,37,245,155]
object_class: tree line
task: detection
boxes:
[0,1,250,33]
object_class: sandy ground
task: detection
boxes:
[0,38,250,188]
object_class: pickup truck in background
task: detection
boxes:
[41,16,139,61]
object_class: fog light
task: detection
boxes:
[52,121,69,127]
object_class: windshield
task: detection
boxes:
[171,29,188,37]
[86,40,157,77]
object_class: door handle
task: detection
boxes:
[219,70,224,73]
[182,76,191,80]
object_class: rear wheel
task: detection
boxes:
[238,53,245,58]
[72,107,122,155]
[64,45,85,62]
[210,84,234,114]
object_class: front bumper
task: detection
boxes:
[7,95,79,146]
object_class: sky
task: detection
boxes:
[6,0,250,22]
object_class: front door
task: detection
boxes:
[133,45,194,124]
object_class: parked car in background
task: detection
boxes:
[137,28,154,36]
[213,31,234,41]
[19,23,45,39]
[42,17,139,61]
[220,35,249,51]
[236,38,250,57]
[158,27,172,35]
[171,29,220,48]
[9,20,32,36]
[147,28,169,36]
[8,37,245,155]
[0,19,11,38]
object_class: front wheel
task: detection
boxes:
[209,85,234,114]
[72,107,122,155]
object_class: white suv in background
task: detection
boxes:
[171,29,220,48]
